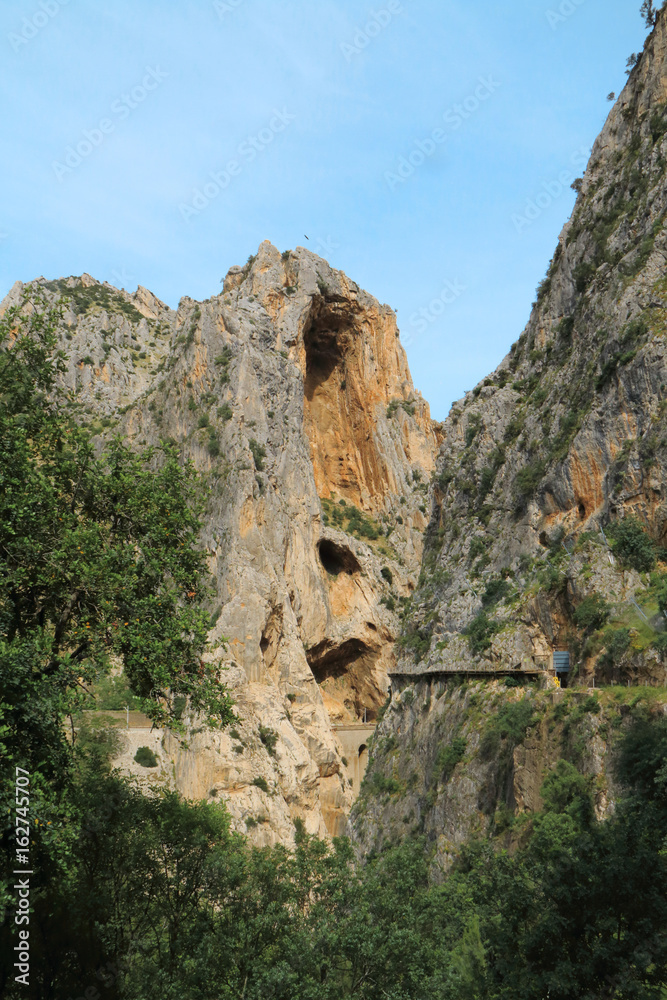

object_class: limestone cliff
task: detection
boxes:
[351,13,667,863]
[350,676,652,865]
[1,242,440,844]
[395,10,667,688]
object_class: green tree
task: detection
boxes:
[0,291,234,736]
[641,1,661,28]
[0,292,235,995]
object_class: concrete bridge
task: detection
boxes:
[332,723,376,796]
[80,712,378,799]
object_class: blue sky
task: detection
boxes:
[0,0,648,419]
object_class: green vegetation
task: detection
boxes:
[252,775,270,793]
[89,671,142,711]
[463,611,502,655]
[214,345,233,384]
[464,413,483,447]
[513,458,546,511]
[387,398,416,419]
[435,736,467,782]
[43,278,145,323]
[367,771,402,795]
[0,292,240,996]
[573,593,611,631]
[321,497,385,544]
[207,430,221,457]
[608,515,658,572]
[259,724,278,756]
[0,291,234,735]
[481,578,511,608]
[480,697,537,761]
[397,623,432,661]
[249,438,266,471]
[134,746,158,768]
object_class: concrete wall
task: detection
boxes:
[333,724,376,797]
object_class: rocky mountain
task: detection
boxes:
[351,11,667,861]
[5,13,667,863]
[395,9,667,687]
[1,241,440,844]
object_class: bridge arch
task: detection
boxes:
[332,724,376,797]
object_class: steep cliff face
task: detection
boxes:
[1,242,439,844]
[350,13,667,862]
[395,12,667,688]
[350,676,654,865]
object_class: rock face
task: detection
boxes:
[350,677,630,865]
[394,10,667,688]
[351,13,667,861]
[1,243,440,844]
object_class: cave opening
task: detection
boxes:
[306,637,382,722]
[318,539,361,577]
[303,302,350,402]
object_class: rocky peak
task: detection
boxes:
[393,13,667,688]
[1,243,440,845]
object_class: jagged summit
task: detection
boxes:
[1,243,441,845]
[394,13,667,688]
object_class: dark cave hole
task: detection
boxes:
[318,539,361,576]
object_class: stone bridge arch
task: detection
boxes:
[333,723,376,797]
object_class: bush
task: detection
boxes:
[368,771,401,796]
[541,759,593,825]
[435,736,467,782]
[481,579,511,608]
[601,628,631,665]
[134,746,158,768]
[381,566,393,585]
[654,634,667,655]
[249,438,266,471]
[465,414,483,448]
[259,725,278,756]
[480,699,536,760]
[217,403,232,421]
[514,460,546,509]
[198,414,209,428]
[573,594,610,631]
[207,433,220,457]
[252,776,270,793]
[608,517,657,572]
[463,612,501,655]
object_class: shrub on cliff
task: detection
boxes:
[463,611,502,655]
[608,516,657,572]
[573,594,610,631]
